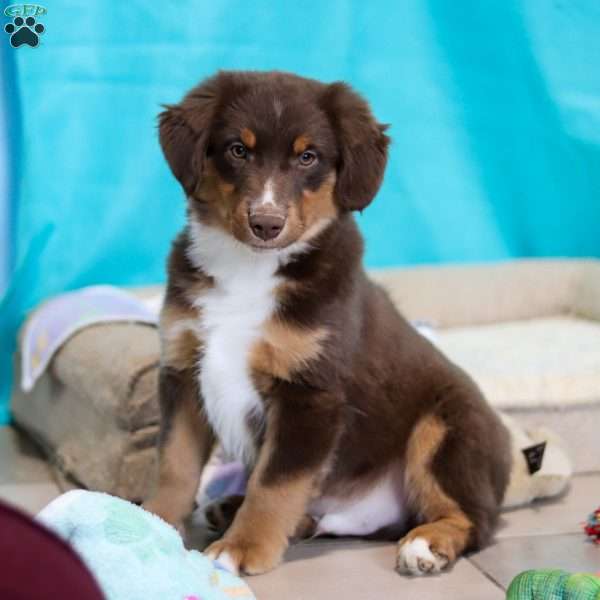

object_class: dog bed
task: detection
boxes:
[11,259,600,500]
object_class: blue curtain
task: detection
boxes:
[1,1,600,422]
[0,46,12,297]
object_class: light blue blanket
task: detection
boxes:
[38,490,255,600]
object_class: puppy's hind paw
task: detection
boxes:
[396,537,449,576]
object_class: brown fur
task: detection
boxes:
[142,233,215,525]
[148,70,512,577]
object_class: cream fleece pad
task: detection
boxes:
[437,316,600,409]
[434,318,600,473]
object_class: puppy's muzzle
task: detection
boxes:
[248,212,286,241]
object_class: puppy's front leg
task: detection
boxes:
[205,384,342,575]
[143,366,215,529]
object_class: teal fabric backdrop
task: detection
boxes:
[1,1,600,422]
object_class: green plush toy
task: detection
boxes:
[37,490,255,600]
[507,569,600,599]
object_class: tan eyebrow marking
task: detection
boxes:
[293,134,311,154]
[240,128,256,149]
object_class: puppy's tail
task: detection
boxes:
[499,413,572,510]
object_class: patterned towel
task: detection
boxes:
[38,490,255,600]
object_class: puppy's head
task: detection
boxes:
[160,71,389,250]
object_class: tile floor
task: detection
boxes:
[1,425,598,599]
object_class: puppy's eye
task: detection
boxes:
[298,150,317,167]
[229,143,247,160]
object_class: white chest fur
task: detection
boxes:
[187,221,306,464]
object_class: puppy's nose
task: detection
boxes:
[249,214,285,241]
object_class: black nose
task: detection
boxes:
[249,214,286,241]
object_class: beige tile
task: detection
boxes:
[0,426,53,485]
[497,472,600,538]
[0,482,61,514]
[248,540,504,600]
[470,533,600,589]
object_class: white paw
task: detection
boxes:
[396,537,448,576]
[206,548,239,575]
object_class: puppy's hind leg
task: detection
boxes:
[396,406,509,576]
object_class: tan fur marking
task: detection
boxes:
[205,426,315,574]
[250,321,329,381]
[160,302,202,370]
[197,159,239,232]
[272,278,301,306]
[219,179,235,195]
[301,172,338,228]
[400,415,473,565]
[293,134,311,154]
[241,127,256,149]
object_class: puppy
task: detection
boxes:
[144,70,511,576]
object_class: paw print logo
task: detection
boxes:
[4,15,45,48]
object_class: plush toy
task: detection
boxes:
[507,569,600,599]
[499,414,572,509]
[37,490,255,600]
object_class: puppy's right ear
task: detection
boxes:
[158,75,221,195]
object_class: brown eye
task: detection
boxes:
[299,150,317,167]
[229,142,247,160]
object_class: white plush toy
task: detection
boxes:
[500,413,572,509]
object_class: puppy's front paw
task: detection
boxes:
[396,536,449,576]
[205,536,285,576]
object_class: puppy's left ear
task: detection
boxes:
[321,83,390,211]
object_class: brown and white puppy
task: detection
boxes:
[143,70,511,577]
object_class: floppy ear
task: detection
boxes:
[321,82,390,211]
[158,74,221,195]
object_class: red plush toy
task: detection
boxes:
[584,506,600,544]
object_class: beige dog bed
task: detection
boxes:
[11,259,600,501]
